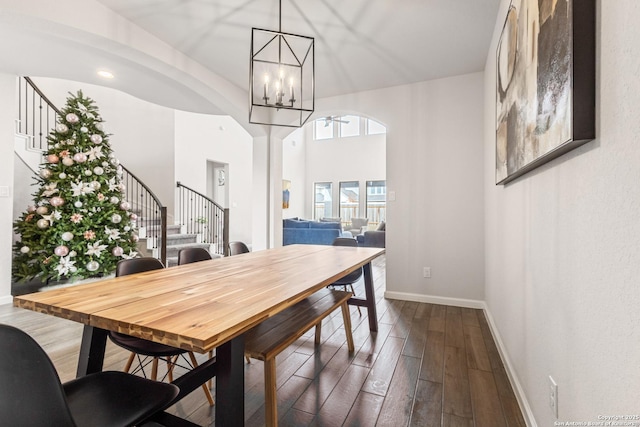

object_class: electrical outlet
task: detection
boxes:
[423,267,431,278]
[549,375,558,418]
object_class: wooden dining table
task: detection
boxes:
[13,244,384,426]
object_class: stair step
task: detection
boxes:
[165,233,199,245]
[141,224,182,237]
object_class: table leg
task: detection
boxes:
[215,334,245,427]
[362,262,378,332]
[76,325,108,377]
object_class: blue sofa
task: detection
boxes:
[283,218,351,245]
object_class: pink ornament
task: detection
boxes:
[120,201,131,211]
[130,213,138,221]
[66,113,79,124]
[54,245,69,257]
[27,205,36,213]
[47,154,59,164]
[90,134,103,144]
[36,206,48,215]
[73,153,87,163]
[131,233,139,242]
[50,196,64,207]
[112,246,124,257]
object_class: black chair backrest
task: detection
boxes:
[178,247,212,265]
[228,241,250,256]
[0,324,77,426]
[333,237,358,247]
[116,257,165,277]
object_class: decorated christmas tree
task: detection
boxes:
[12,91,139,282]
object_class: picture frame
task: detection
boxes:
[495,0,595,185]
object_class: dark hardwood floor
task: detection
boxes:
[1,256,526,426]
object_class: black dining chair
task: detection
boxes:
[331,237,362,314]
[109,257,214,406]
[0,323,178,427]
[178,247,218,264]
[228,241,250,256]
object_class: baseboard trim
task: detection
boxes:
[383,291,484,309]
[0,295,13,306]
[482,303,538,427]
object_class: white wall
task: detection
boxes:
[282,128,307,220]
[484,1,640,425]
[0,74,16,304]
[30,77,176,219]
[174,112,253,246]
[319,72,486,303]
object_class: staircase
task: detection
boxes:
[14,76,228,268]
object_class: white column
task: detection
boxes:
[0,74,16,304]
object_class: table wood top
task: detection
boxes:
[14,245,384,353]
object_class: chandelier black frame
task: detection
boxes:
[249,0,315,127]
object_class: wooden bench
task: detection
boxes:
[244,288,355,426]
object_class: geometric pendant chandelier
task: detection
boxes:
[249,0,315,127]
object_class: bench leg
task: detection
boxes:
[264,358,278,427]
[314,322,322,345]
[341,302,355,352]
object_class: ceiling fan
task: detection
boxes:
[322,116,350,127]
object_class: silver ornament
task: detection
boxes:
[111,214,122,224]
[93,167,104,176]
[62,157,74,166]
[110,196,119,204]
[20,246,30,254]
[112,246,124,257]
[90,134,103,144]
[61,232,74,241]
[66,113,79,124]
[86,260,100,272]
[36,206,48,215]
[95,123,104,132]
[90,181,101,190]
[84,170,92,176]
[80,126,89,133]
[59,173,67,179]
[36,219,49,229]
[56,123,69,134]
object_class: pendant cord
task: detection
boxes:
[279,0,282,32]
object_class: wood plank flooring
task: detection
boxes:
[1,256,526,426]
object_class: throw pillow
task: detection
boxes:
[376,221,386,231]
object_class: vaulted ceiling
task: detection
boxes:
[0,0,500,117]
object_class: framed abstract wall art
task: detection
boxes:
[495,0,595,185]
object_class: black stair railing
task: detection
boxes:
[17,76,168,265]
[120,165,167,265]
[18,77,61,151]
[176,182,229,256]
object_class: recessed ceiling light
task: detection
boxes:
[97,70,114,79]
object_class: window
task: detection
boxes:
[314,119,333,140]
[366,180,386,227]
[367,118,386,135]
[314,182,333,219]
[339,115,360,138]
[339,181,359,224]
